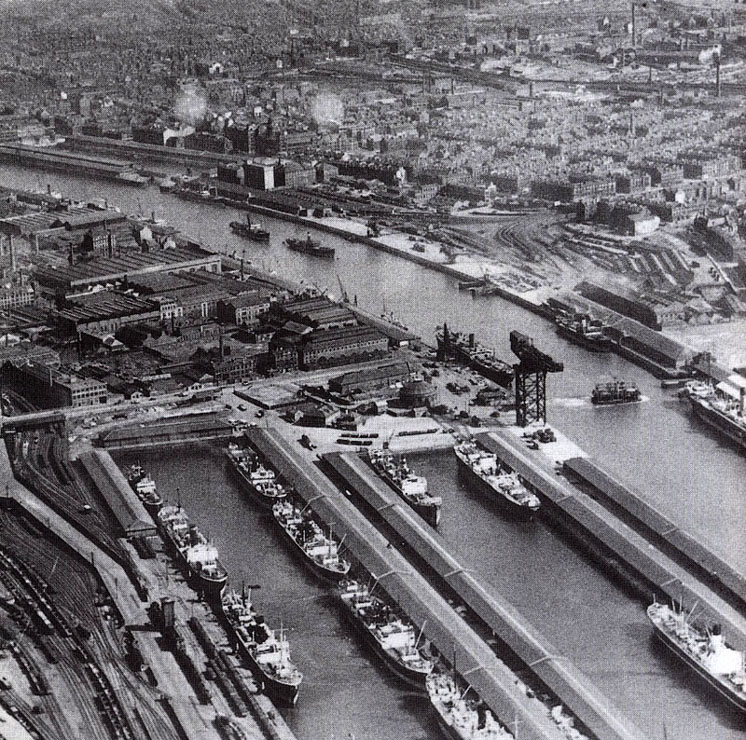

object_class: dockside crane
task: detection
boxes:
[509,331,564,427]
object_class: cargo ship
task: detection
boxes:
[222,587,302,706]
[271,499,351,582]
[453,440,540,518]
[157,503,228,602]
[427,668,511,740]
[556,314,611,353]
[591,380,641,406]
[285,234,335,258]
[229,214,270,242]
[435,324,513,388]
[225,444,288,509]
[368,448,441,527]
[686,379,746,452]
[338,579,434,688]
[647,601,746,712]
[125,463,163,515]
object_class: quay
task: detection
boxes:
[245,427,570,740]
[324,451,646,740]
[562,456,746,610]
[477,430,746,650]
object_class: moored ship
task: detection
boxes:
[222,588,302,706]
[453,440,540,518]
[157,503,228,602]
[225,444,288,509]
[285,233,335,258]
[647,601,746,712]
[427,668,512,740]
[271,499,351,582]
[556,314,611,353]
[435,324,513,388]
[229,214,270,241]
[591,380,641,406]
[368,448,441,526]
[125,463,163,515]
[685,377,746,452]
[337,579,434,688]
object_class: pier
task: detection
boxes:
[477,430,746,650]
[246,427,570,740]
[324,451,647,740]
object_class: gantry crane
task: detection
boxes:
[510,331,564,427]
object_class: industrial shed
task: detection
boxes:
[78,450,155,538]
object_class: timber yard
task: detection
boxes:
[1,0,746,739]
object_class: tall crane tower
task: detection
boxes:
[510,331,564,427]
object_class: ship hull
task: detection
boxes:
[591,396,641,406]
[273,520,349,583]
[455,453,537,520]
[557,324,611,353]
[377,470,440,527]
[430,702,467,740]
[689,396,746,451]
[337,597,430,690]
[230,223,269,241]
[157,526,227,602]
[225,452,286,509]
[286,240,335,258]
[650,620,746,713]
[223,622,300,706]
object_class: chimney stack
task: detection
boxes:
[9,235,16,273]
[716,54,721,97]
[631,2,636,49]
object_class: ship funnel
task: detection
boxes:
[468,333,475,348]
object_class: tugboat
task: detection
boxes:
[647,600,746,712]
[556,313,611,353]
[225,444,288,509]
[453,440,540,518]
[229,214,270,241]
[285,233,335,258]
[427,667,512,739]
[591,380,641,406]
[272,499,351,582]
[222,587,302,706]
[125,463,163,515]
[368,448,441,526]
[157,503,228,602]
[337,579,434,688]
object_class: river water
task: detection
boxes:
[2,165,745,739]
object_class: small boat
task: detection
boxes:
[230,214,269,241]
[338,579,434,688]
[591,380,641,406]
[285,233,335,258]
[272,499,350,582]
[647,600,746,712]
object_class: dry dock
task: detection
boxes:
[245,427,569,740]
[324,451,647,740]
[477,430,746,651]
